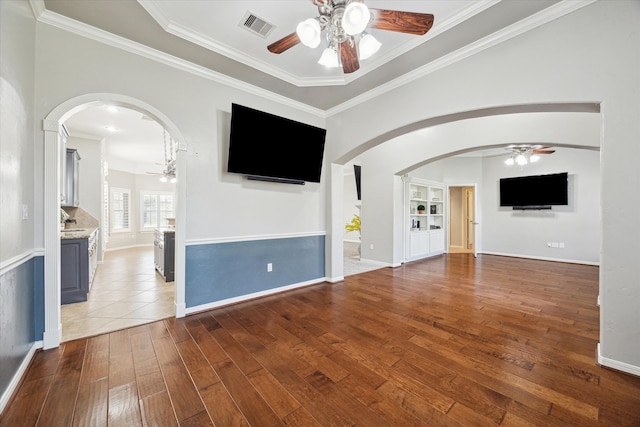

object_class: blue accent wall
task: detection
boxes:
[186,235,325,307]
[0,255,43,397]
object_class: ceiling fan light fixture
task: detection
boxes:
[504,157,515,166]
[159,175,168,183]
[529,154,540,162]
[358,33,381,59]
[170,176,177,184]
[515,154,528,165]
[318,47,340,67]
[296,18,321,48]
[342,2,370,35]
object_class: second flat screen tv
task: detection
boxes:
[227,103,327,184]
[499,172,568,209]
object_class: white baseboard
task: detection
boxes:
[185,277,327,315]
[597,343,640,377]
[0,341,42,414]
[480,251,600,266]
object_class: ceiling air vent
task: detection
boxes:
[239,11,275,38]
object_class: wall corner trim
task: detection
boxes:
[597,343,640,377]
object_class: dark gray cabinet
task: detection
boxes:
[61,148,80,207]
[61,230,98,304]
[61,237,89,304]
[154,229,175,282]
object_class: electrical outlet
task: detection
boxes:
[21,204,28,220]
[370,244,374,250]
[267,263,273,272]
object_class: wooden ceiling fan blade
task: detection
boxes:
[340,40,359,74]
[369,9,434,35]
[267,32,300,54]
[532,149,556,154]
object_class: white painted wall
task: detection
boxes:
[482,148,600,263]
[0,0,36,263]
[329,2,639,372]
[409,148,601,263]
[26,0,640,373]
[32,24,327,250]
[358,113,600,264]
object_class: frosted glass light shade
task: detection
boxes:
[358,34,381,59]
[318,48,339,67]
[504,157,515,166]
[296,18,321,48]
[529,154,540,162]
[342,2,370,35]
[515,154,527,165]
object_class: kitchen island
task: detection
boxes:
[154,227,175,282]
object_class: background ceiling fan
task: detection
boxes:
[267,0,434,74]
[504,144,555,166]
[146,129,177,182]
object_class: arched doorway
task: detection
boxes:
[42,93,187,349]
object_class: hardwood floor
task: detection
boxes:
[3,254,640,426]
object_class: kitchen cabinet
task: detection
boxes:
[61,148,80,207]
[154,228,175,282]
[61,228,98,304]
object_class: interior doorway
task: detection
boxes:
[42,93,186,350]
[448,186,476,254]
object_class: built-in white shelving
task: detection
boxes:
[406,179,446,261]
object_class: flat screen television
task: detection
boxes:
[227,103,327,184]
[499,172,568,209]
[353,165,361,200]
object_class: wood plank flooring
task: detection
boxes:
[3,254,640,426]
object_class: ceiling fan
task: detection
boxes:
[504,144,555,166]
[146,129,177,182]
[267,0,434,74]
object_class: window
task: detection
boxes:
[110,188,131,232]
[141,192,175,230]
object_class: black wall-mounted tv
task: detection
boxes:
[499,172,568,209]
[353,165,361,200]
[227,103,327,184]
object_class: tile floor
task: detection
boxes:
[61,242,384,342]
[61,246,175,342]
[343,240,388,277]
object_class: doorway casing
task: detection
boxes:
[42,93,187,349]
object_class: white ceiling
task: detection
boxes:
[64,105,168,175]
[136,0,479,86]
[45,0,566,174]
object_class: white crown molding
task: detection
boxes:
[34,6,327,118]
[326,0,599,116]
[28,0,46,19]
[32,0,596,117]
[137,0,497,88]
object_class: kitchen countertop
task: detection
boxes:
[60,226,98,240]
[156,227,175,234]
